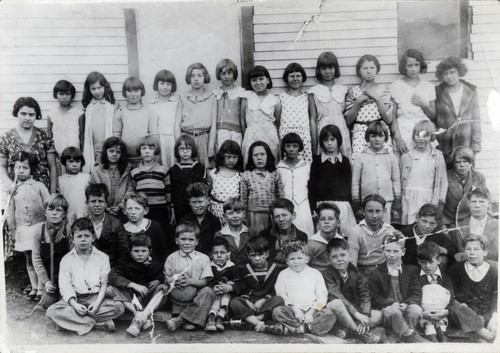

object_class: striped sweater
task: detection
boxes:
[130,161,169,207]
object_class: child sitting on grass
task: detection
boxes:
[46,218,124,335]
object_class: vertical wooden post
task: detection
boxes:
[240,6,254,90]
[124,8,140,78]
[459,0,471,59]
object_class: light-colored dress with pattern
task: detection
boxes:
[241,92,279,165]
[308,83,351,159]
[278,92,313,163]
[208,169,241,224]
[390,79,436,151]
[150,95,178,170]
[345,85,393,160]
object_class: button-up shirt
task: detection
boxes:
[163,250,212,282]
[219,224,248,249]
[469,215,488,236]
[420,267,442,283]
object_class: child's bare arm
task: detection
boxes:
[78,113,85,151]
[308,94,318,155]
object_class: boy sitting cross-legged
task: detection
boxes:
[205,237,240,332]
[229,236,285,334]
[46,218,125,335]
[272,241,336,336]
[107,234,166,337]
[165,221,215,332]
[367,231,428,343]
[323,238,383,343]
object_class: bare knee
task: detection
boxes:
[327,299,344,312]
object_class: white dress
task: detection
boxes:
[277,159,314,235]
[389,79,436,150]
[47,105,83,156]
[150,95,178,170]
[278,92,313,163]
[59,173,90,225]
[308,83,351,159]
[208,169,241,224]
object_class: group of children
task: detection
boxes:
[2,48,497,344]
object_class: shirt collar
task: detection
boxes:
[219,224,248,238]
[387,263,402,276]
[89,214,106,226]
[179,250,199,259]
[68,245,98,256]
[359,219,390,236]
[365,146,391,155]
[209,259,235,271]
[269,224,298,239]
[277,159,308,170]
[150,94,178,104]
[420,267,442,279]
[465,261,490,276]
[309,231,343,244]
[321,152,342,164]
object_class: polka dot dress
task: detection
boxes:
[209,169,241,223]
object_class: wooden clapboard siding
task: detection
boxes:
[0,4,129,134]
[252,0,500,200]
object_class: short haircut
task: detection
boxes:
[282,62,307,83]
[246,141,276,172]
[122,77,146,97]
[215,58,239,81]
[12,97,42,120]
[315,51,341,81]
[283,241,309,259]
[412,120,436,142]
[123,192,148,208]
[356,54,381,77]
[382,230,405,249]
[417,241,441,262]
[61,146,85,168]
[223,197,245,213]
[129,233,152,250]
[174,135,198,161]
[466,186,490,202]
[317,202,341,219]
[463,234,488,251]
[11,151,37,172]
[319,124,343,149]
[44,193,69,211]
[281,132,304,155]
[100,136,129,174]
[247,236,269,254]
[71,217,95,236]
[326,238,350,255]
[53,80,76,99]
[417,203,439,219]
[362,194,386,209]
[435,56,468,81]
[185,62,210,84]
[85,183,110,202]
[399,49,428,76]
[365,121,389,142]
[269,198,295,215]
[211,236,231,253]
[452,146,475,165]
[176,221,200,239]
[215,139,243,172]
[248,65,273,89]
[136,135,161,155]
[153,69,177,93]
[186,182,210,199]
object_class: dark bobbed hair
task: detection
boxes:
[153,69,177,93]
[53,80,76,99]
[317,202,341,219]
[417,241,441,262]
[129,233,152,250]
[269,197,295,215]
[281,132,304,156]
[122,77,145,98]
[215,140,243,172]
[186,181,210,199]
[13,97,42,120]
[398,49,427,76]
[185,63,210,85]
[136,135,161,155]
[435,56,468,81]
[417,203,439,219]
[101,136,129,175]
[12,151,37,172]
[82,71,115,108]
[356,54,381,77]
[216,59,239,81]
[174,135,198,161]
[248,65,273,89]
[326,238,350,255]
[365,121,389,142]
[85,183,110,203]
[282,62,307,83]
[315,51,341,81]
[211,236,231,253]
[176,220,200,239]
[247,236,270,254]
[362,194,386,209]
[71,217,95,236]
[61,147,85,168]
[319,124,343,149]
[246,141,276,172]
[412,120,436,142]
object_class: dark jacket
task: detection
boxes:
[232,261,284,302]
[416,270,456,309]
[108,253,164,288]
[207,264,241,288]
[323,262,371,316]
[215,229,252,266]
[368,263,422,310]
[259,224,308,265]
[93,214,128,267]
